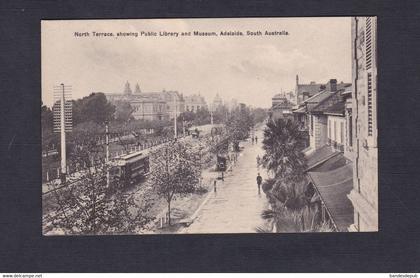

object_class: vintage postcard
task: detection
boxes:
[41,17,377,235]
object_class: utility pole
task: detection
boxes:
[105,122,110,187]
[105,123,110,162]
[60,84,66,183]
[182,116,185,137]
[53,83,72,184]
[210,104,214,125]
[174,95,178,139]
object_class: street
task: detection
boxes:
[181,129,269,233]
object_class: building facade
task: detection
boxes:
[347,16,378,232]
[294,75,324,106]
[184,94,207,112]
[105,82,185,121]
[269,96,294,121]
[212,93,223,109]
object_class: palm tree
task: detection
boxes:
[259,118,318,231]
[255,206,333,233]
[261,118,307,183]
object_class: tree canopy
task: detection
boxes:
[262,118,307,182]
[148,140,201,225]
[72,92,115,125]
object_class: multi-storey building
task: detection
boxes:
[347,16,378,232]
[184,94,207,112]
[105,82,185,121]
[302,17,378,232]
[269,96,294,121]
[302,79,351,151]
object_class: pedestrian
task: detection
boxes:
[256,173,263,194]
[214,180,217,193]
[256,155,261,168]
[255,136,258,144]
[251,136,254,144]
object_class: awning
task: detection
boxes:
[311,153,349,172]
[305,145,341,171]
[293,106,306,113]
[308,163,354,232]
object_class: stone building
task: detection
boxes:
[105,82,185,121]
[347,16,378,232]
[184,94,207,112]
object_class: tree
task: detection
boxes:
[114,100,134,123]
[148,140,201,225]
[212,105,229,124]
[41,102,53,133]
[225,104,254,144]
[72,93,115,125]
[41,103,57,153]
[261,118,307,183]
[250,107,268,124]
[44,150,153,235]
[258,118,331,233]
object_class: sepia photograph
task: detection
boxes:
[41,17,378,235]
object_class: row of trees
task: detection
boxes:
[44,143,153,235]
[43,96,267,234]
[259,118,332,232]
[45,133,209,234]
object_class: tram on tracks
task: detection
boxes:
[109,150,150,187]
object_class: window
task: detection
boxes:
[366,17,373,70]
[340,122,344,144]
[367,72,373,136]
[310,115,314,136]
[328,120,331,138]
[334,121,337,141]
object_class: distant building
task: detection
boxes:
[184,94,207,112]
[212,93,223,109]
[228,98,239,112]
[105,82,185,121]
[269,97,294,121]
[347,16,378,232]
[131,96,167,121]
[272,91,295,106]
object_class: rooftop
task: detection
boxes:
[324,100,346,116]
[296,83,323,96]
[271,99,294,110]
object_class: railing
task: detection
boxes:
[42,133,189,183]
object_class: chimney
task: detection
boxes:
[326,79,337,92]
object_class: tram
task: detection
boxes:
[109,150,150,187]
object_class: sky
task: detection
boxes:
[42,17,351,108]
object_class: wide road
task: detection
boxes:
[181,129,269,234]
